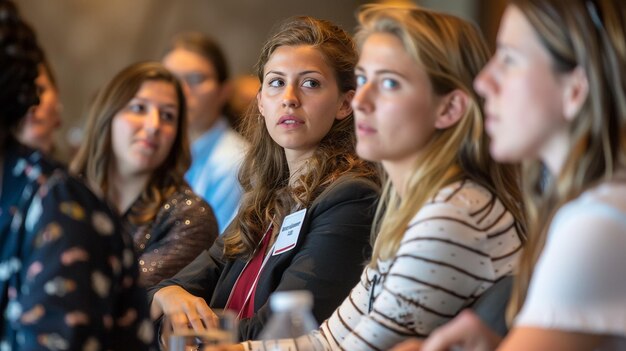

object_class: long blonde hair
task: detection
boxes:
[70,61,191,224]
[356,5,526,267]
[223,16,379,259]
[507,0,626,322]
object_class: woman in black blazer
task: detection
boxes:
[148,16,380,341]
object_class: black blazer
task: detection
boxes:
[148,174,379,341]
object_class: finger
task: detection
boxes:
[183,302,209,333]
[187,312,209,333]
[170,312,192,334]
[390,338,425,351]
[198,306,219,329]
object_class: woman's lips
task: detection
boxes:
[136,139,158,151]
[278,115,305,128]
[356,122,376,135]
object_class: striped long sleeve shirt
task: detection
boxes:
[245,180,524,351]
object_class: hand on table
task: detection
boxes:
[153,285,218,334]
[417,310,502,351]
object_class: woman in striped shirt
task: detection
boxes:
[212,4,527,351]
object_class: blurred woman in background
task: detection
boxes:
[163,32,247,233]
[396,1,626,350]
[17,54,62,155]
[1,2,153,349]
[71,61,218,288]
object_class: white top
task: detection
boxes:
[245,180,524,350]
[516,181,626,337]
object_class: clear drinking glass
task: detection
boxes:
[161,309,238,351]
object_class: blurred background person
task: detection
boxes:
[71,61,218,288]
[394,0,626,350]
[0,1,153,349]
[16,54,62,156]
[163,32,247,234]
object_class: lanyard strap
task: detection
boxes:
[225,224,276,319]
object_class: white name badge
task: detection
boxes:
[272,208,307,256]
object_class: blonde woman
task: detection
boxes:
[213,5,526,351]
[396,0,626,350]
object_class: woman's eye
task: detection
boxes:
[502,55,515,66]
[184,73,207,86]
[356,75,367,87]
[160,111,177,122]
[268,78,284,88]
[302,79,320,88]
[381,78,399,90]
[495,50,515,67]
[128,103,146,113]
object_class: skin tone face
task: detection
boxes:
[352,33,453,195]
[163,47,226,141]
[474,5,575,174]
[111,80,179,179]
[18,65,61,154]
[257,44,353,176]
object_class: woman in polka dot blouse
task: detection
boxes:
[0,1,154,349]
[71,62,219,288]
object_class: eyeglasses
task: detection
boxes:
[179,72,216,88]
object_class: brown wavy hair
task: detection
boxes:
[223,16,380,259]
[506,0,626,323]
[70,61,191,225]
[355,5,527,267]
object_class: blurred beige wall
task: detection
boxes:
[17,0,482,162]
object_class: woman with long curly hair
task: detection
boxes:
[148,16,380,341]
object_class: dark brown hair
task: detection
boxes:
[165,31,229,84]
[0,0,41,147]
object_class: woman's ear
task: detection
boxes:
[434,89,468,129]
[336,90,355,120]
[256,91,264,117]
[563,66,589,121]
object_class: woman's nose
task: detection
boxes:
[352,82,373,113]
[144,108,161,133]
[282,85,300,108]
